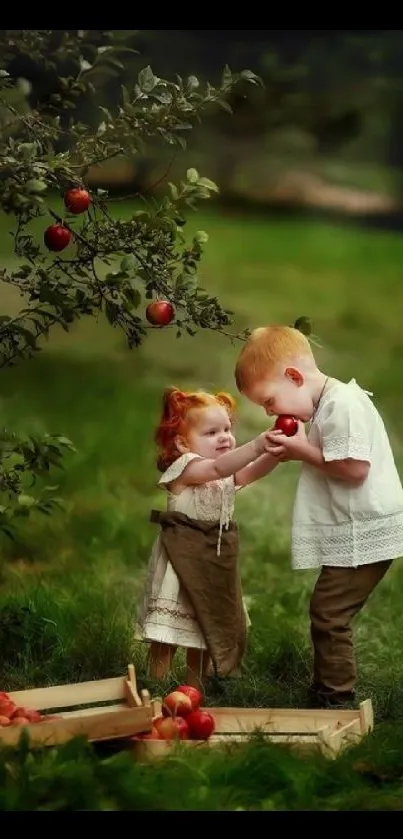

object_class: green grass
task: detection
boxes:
[1,202,403,808]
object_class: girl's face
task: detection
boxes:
[177,405,236,460]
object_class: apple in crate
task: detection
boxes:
[135,724,162,741]
[11,706,43,723]
[162,690,192,718]
[186,710,216,740]
[175,685,203,711]
[154,715,189,740]
[0,698,17,720]
[10,716,31,726]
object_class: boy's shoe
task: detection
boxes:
[307,684,357,710]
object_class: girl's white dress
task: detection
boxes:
[136,452,250,651]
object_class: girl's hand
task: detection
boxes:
[264,421,310,462]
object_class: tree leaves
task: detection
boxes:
[0,29,262,535]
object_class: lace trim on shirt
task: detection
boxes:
[292,510,403,567]
[323,434,371,463]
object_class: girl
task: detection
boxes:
[136,386,279,688]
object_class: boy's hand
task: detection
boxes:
[264,421,309,462]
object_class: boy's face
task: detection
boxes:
[243,366,315,422]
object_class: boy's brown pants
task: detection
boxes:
[309,559,393,695]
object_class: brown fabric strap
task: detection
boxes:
[149,507,246,677]
[150,508,238,534]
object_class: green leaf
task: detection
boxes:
[168,182,179,201]
[120,254,139,272]
[222,65,233,87]
[294,316,313,336]
[18,494,36,508]
[217,99,233,115]
[187,75,200,90]
[187,168,199,184]
[25,179,47,194]
[19,143,37,160]
[153,89,172,105]
[241,69,263,85]
[124,288,141,308]
[138,65,158,93]
[197,177,219,193]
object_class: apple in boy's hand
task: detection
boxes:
[175,685,203,711]
[162,690,193,718]
[273,415,298,437]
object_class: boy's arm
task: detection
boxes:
[300,443,370,483]
[265,395,372,485]
[236,453,280,488]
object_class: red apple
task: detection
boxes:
[0,700,17,719]
[0,715,10,726]
[10,716,30,726]
[145,300,175,326]
[44,224,72,252]
[0,692,10,702]
[154,715,189,740]
[176,685,203,710]
[11,706,42,724]
[64,187,91,215]
[162,690,192,718]
[135,725,161,741]
[186,709,216,740]
[273,415,298,437]
[11,706,29,719]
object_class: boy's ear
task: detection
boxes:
[284,366,304,387]
[175,435,189,455]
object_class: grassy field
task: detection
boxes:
[1,201,403,809]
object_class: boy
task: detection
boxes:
[235,324,403,708]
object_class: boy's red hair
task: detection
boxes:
[235,325,314,392]
[155,386,237,472]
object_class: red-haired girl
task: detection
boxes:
[136,386,279,688]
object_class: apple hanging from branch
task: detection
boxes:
[145,301,175,327]
[64,187,92,215]
[44,224,72,252]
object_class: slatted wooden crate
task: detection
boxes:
[0,665,153,749]
[131,697,374,760]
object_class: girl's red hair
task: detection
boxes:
[155,386,237,472]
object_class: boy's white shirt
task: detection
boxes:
[292,379,403,569]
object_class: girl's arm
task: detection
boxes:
[173,433,269,488]
[236,453,281,488]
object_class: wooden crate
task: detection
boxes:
[131,697,374,760]
[0,665,153,749]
